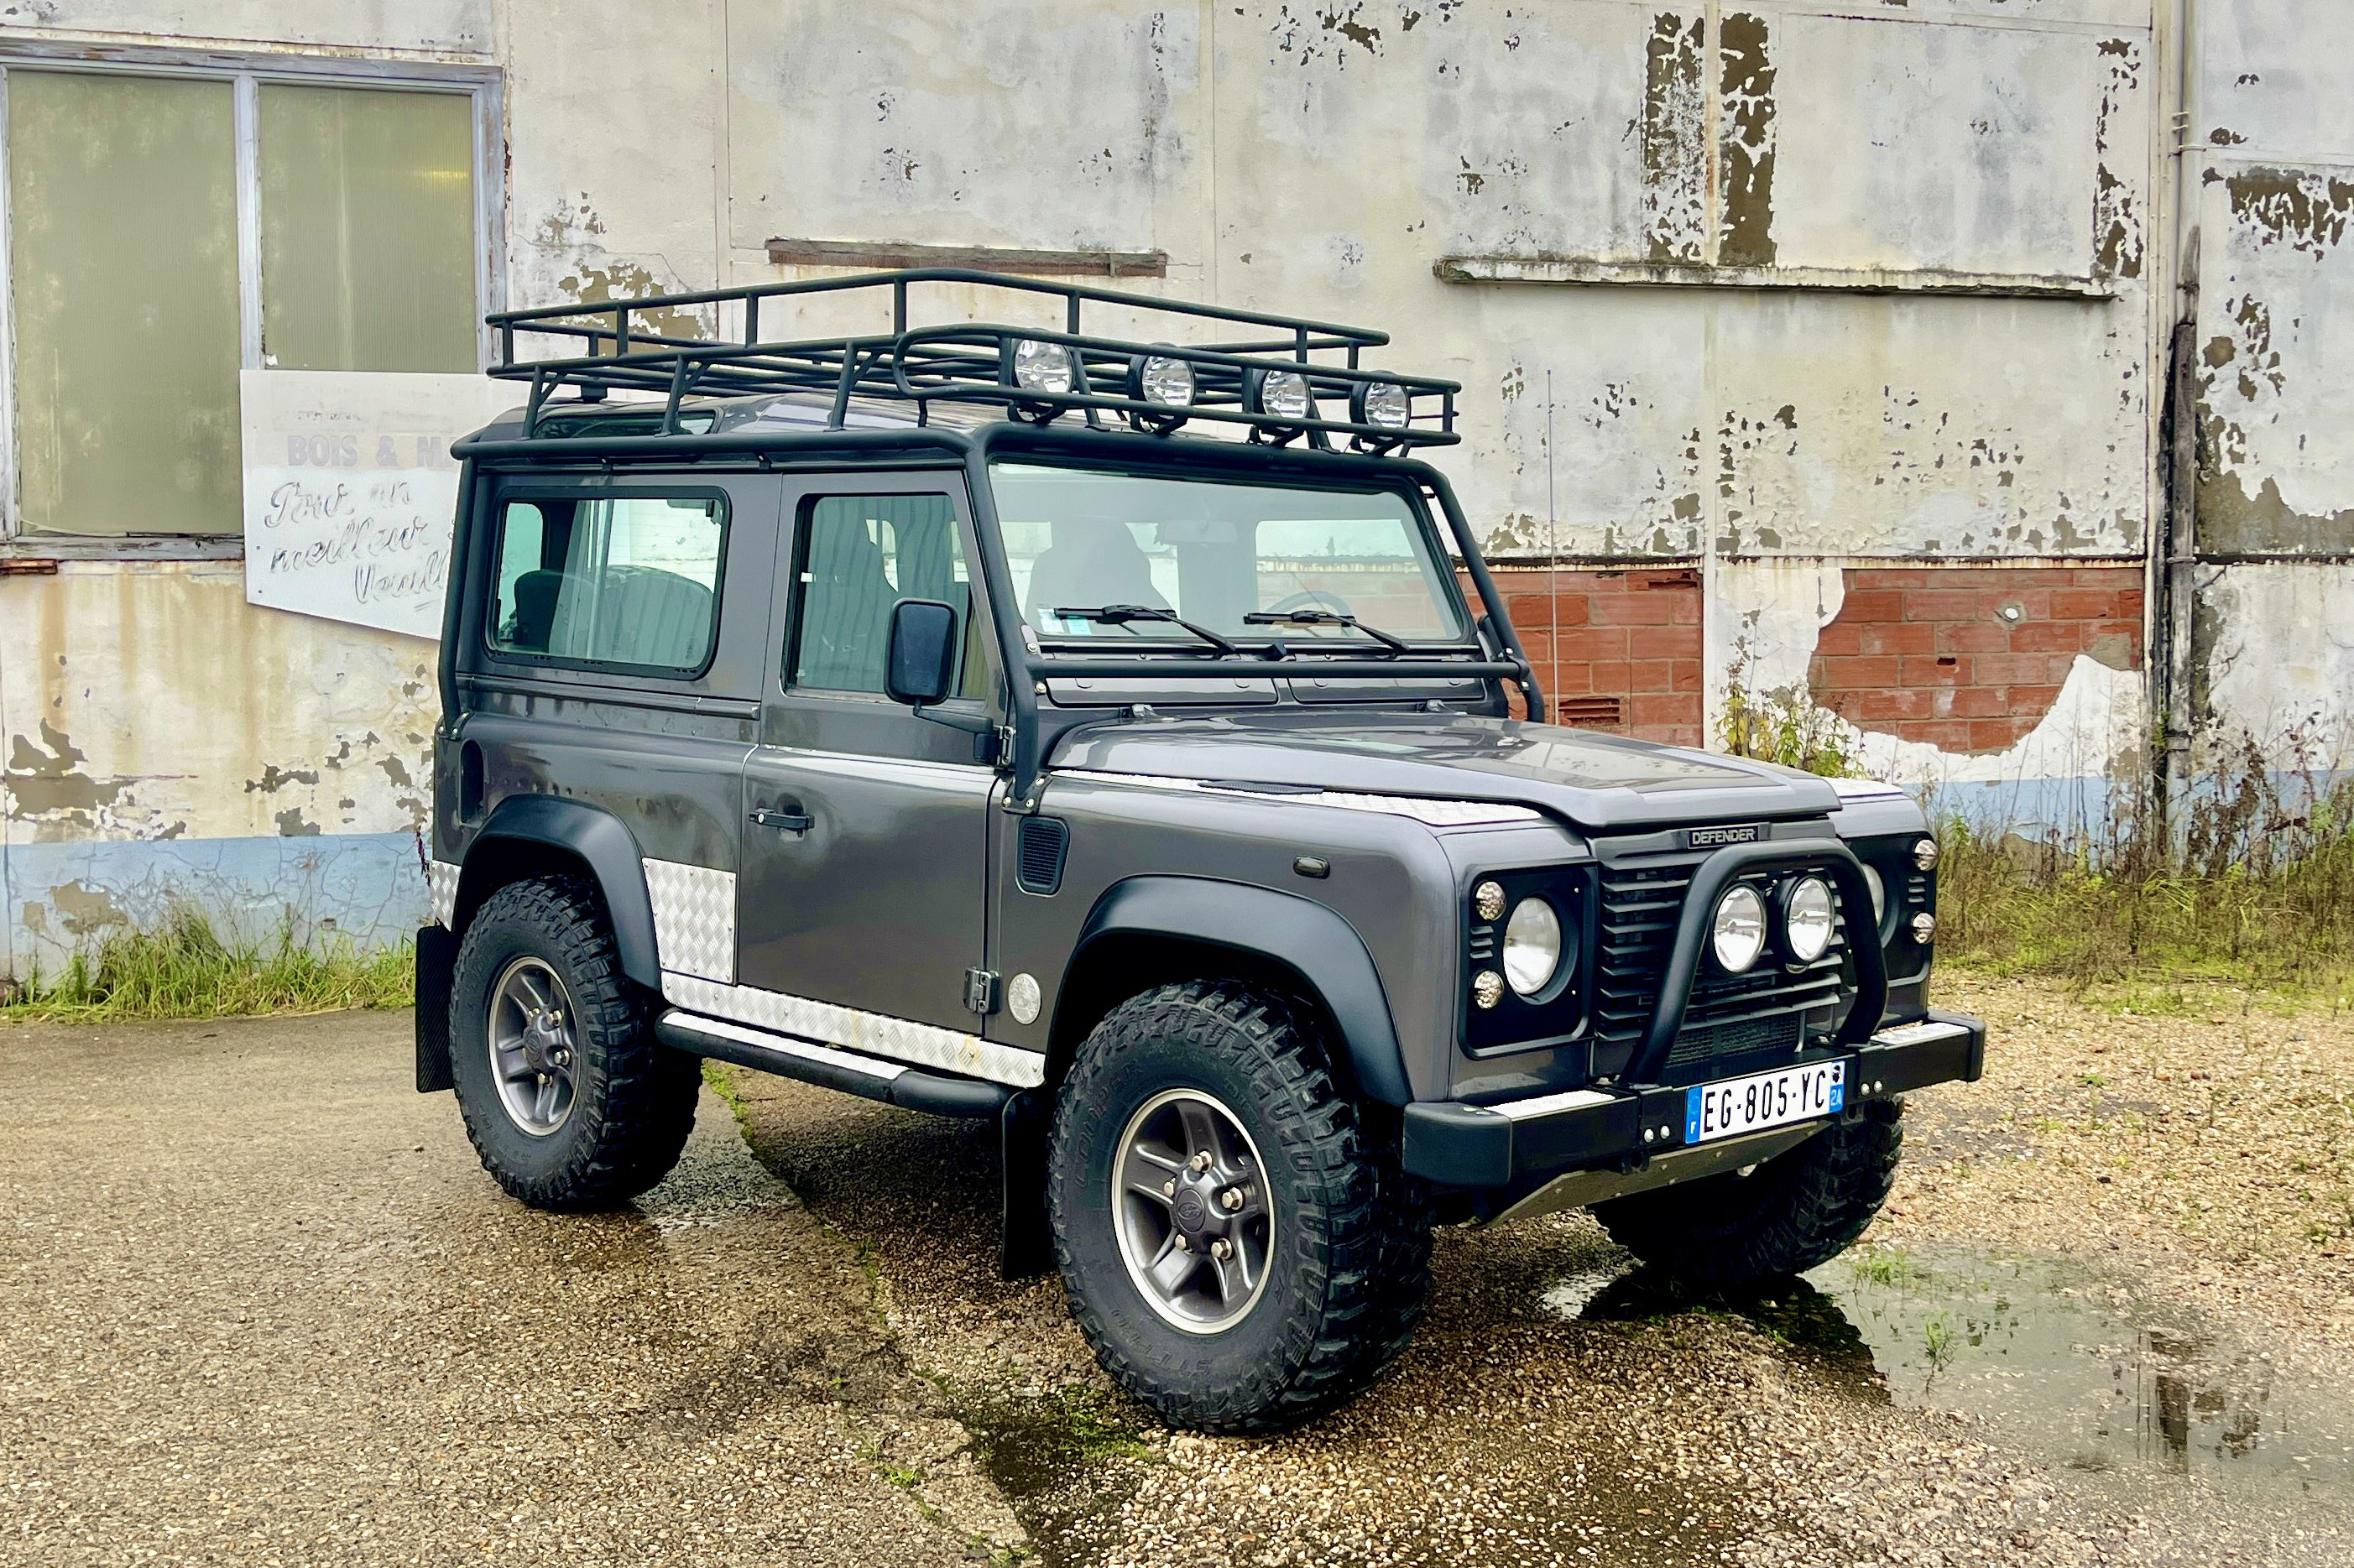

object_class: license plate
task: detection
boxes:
[1684,1060,1845,1144]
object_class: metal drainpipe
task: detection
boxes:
[2158,0,2202,852]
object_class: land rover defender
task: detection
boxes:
[415,269,1985,1432]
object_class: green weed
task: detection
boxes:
[2,906,413,1021]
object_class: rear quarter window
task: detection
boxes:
[487,492,728,675]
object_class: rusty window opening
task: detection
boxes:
[766,238,1167,279]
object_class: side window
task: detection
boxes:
[487,493,727,674]
[791,494,988,698]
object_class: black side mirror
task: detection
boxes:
[885,598,959,708]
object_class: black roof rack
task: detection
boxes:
[484,268,1458,454]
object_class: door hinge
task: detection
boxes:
[994,725,1016,768]
[964,967,1000,1015]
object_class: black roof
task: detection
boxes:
[483,268,1459,455]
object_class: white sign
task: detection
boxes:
[241,370,519,640]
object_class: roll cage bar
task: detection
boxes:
[453,278,1542,802]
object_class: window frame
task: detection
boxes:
[784,487,994,706]
[0,40,505,545]
[481,485,735,683]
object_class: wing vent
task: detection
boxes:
[1017,816,1069,896]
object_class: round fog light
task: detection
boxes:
[1502,898,1563,996]
[1471,970,1506,1010]
[1909,910,1937,945]
[1913,836,1940,873]
[1784,877,1835,962]
[1012,338,1074,395]
[1711,885,1767,973]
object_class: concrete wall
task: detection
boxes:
[2184,3,2354,756]
[3,0,2347,976]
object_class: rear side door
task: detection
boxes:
[736,472,1004,1037]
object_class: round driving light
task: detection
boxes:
[1909,910,1937,945]
[1139,353,1195,407]
[1784,877,1835,963]
[1257,368,1313,422]
[1473,880,1507,923]
[1471,970,1506,1010]
[1502,898,1563,997]
[1913,836,1940,873]
[1861,863,1887,926]
[1711,885,1767,974]
[1356,380,1411,430]
[1012,338,1074,395]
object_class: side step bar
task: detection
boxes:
[653,1008,1010,1119]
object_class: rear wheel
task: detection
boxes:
[1591,1099,1904,1290]
[1047,981,1432,1433]
[449,876,698,1211]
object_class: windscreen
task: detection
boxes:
[988,463,1468,648]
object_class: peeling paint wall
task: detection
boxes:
[2179,2,2354,747]
[2,565,436,975]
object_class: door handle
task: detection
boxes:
[749,808,812,835]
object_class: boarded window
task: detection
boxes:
[258,84,478,372]
[8,71,241,536]
[488,495,728,675]
[3,68,484,539]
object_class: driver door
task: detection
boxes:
[736,476,1002,1034]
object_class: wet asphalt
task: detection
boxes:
[4,1005,2351,1566]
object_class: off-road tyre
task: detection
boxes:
[449,875,698,1211]
[1047,981,1433,1434]
[1591,1098,1904,1290]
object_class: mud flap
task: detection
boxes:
[999,1087,1052,1279]
[415,925,457,1093]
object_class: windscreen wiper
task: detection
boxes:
[1242,607,1411,656]
[1049,604,1240,657]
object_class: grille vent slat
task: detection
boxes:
[1017,816,1068,896]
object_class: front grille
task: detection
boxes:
[1595,847,1853,1081]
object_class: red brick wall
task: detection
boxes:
[1808,565,2144,753]
[1464,567,1704,747]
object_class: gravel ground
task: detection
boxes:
[4,985,2349,1566]
[0,1013,1020,1566]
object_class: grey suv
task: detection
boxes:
[416,270,1984,1432]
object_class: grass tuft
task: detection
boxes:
[1,906,415,1022]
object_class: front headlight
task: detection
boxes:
[1012,338,1074,394]
[1502,897,1562,996]
[1861,863,1887,927]
[1783,877,1835,962]
[1711,885,1767,973]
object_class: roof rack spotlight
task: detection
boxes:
[1129,348,1195,434]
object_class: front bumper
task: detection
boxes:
[1400,1010,1985,1190]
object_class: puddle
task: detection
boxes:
[1807,1245,2354,1504]
[1553,1244,2354,1509]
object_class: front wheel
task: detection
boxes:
[1047,981,1432,1434]
[1591,1099,1904,1290]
